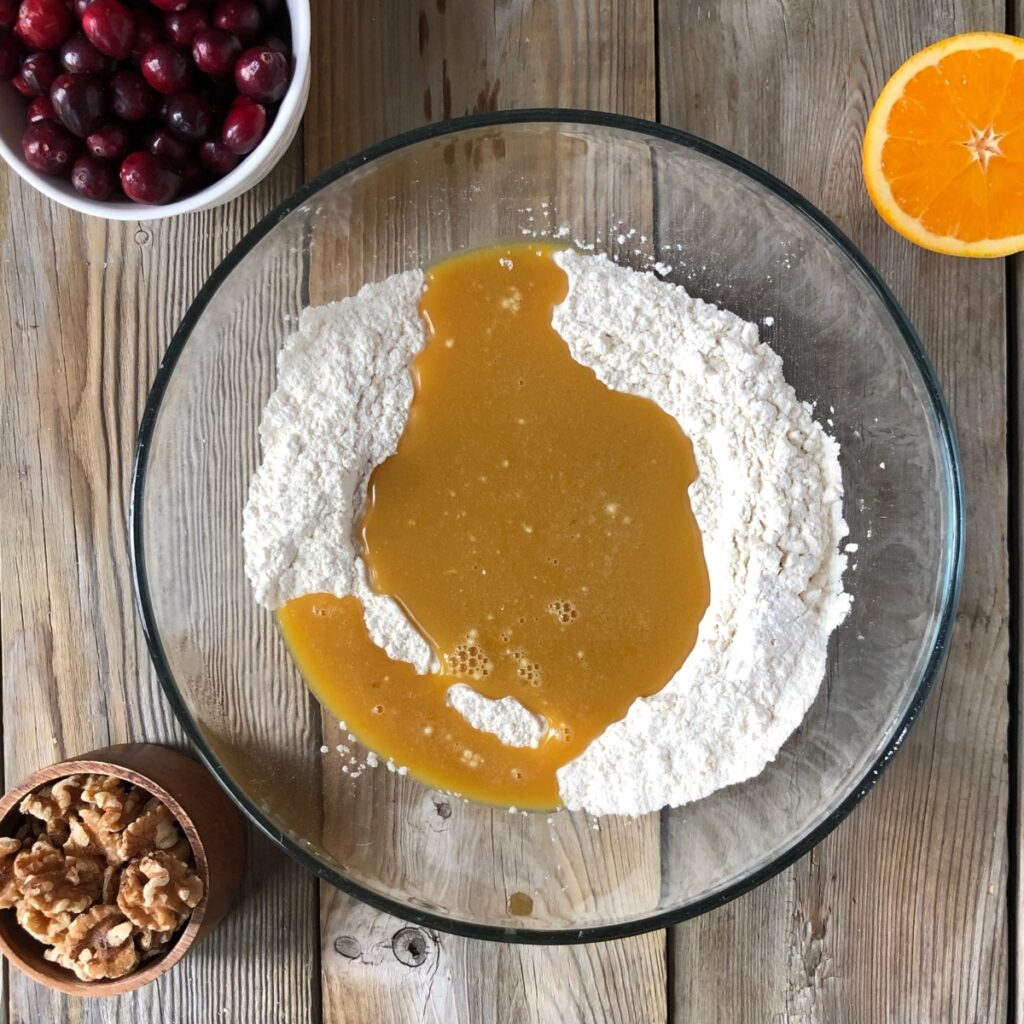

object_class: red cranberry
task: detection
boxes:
[0,0,17,28]
[147,126,190,165]
[221,94,264,153]
[0,27,19,80]
[120,150,181,203]
[129,6,160,59]
[191,26,238,75]
[60,34,112,75]
[10,71,31,94]
[50,72,105,137]
[86,120,129,159]
[213,0,258,42]
[14,0,74,51]
[179,157,204,193]
[198,137,236,175]
[254,0,282,19]
[110,68,154,120]
[148,0,187,10]
[163,88,212,141]
[262,33,287,55]
[22,118,79,174]
[140,42,190,94]
[71,153,116,199]
[164,5,207,46]
[19,51,58,95]
[26,93,54,120]
[201,82,231,122]
[81,0,135,60]
[234,44,287,102]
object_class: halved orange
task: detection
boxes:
[863,32,1024,257]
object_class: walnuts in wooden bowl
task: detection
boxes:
[0,773,203,982]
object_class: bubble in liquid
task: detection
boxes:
[460,748,484,768]
[447,635,494,680]
[514,653,542,687]
[546,599,578,625]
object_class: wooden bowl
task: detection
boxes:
[0,744,245,996]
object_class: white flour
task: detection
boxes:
[242,271,436,673]
[243,251,851,816]
[550,251,850,814]
[447,684,545,748]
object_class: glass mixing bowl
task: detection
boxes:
[132,112,963,942]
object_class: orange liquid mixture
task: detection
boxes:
[278,244,710,809]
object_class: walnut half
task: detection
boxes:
[0,836,23,910]
[14,838,100,916]
[16,900,73,944]
[45,905,139,982]
[79,775,145,833]
[117,799,182,863]
[118,850,203,933]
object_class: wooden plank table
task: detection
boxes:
[0,1,1011,1021]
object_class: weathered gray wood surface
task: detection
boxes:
[0,143,319,1023]
[0,0,1013,1021]
[661,2,1010,1022]
[305,5,668,1023]
[1013,14,1022,1024]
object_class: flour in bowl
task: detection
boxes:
[550,251,850,814]
[243,249,851,816]
[242,270,437,673]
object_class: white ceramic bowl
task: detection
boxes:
[0,0,310,220]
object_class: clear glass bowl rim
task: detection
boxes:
[130,108,966,944]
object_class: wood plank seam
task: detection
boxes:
[659,0,1009,1020]
[1008,0,1019,996]
[1009,245,1020,1024]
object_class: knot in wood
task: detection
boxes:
[392,926,431,967]
[333,935,361,960]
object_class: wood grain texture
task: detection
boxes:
[1013,0,1021,1011]
[1011,241,1019,1024]
[321,888,665,1024]
[305,0,655,168]
[660,2,1010,1022]
[1011,249,1019,1024]
[0,148,320,1022]
[305,2,664,1022]
[0,2,1013,1022]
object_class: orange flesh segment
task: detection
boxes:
[864,34,1024,254]
[278,244,710,809]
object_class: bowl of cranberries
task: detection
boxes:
[0,0,309,218]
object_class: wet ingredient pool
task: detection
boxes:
[278,244,709,809]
